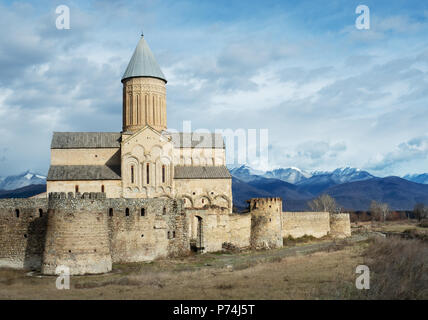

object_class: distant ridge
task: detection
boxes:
[229,165,428,211]
[0,184,46,199]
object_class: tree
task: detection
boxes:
[308,194,340,213]
[370,200,390,222]
[413,203,427,221]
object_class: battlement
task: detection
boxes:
[48,192,106,200]
[248,197,282,212]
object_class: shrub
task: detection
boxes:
[359,237,428,299]
[419,219,428,228]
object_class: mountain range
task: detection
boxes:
[0,171,46,191]
[230,165,428,211]
[1,167,428,211]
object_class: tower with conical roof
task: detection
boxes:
[122,34,167,132]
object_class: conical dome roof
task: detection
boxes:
[122,35,167,83]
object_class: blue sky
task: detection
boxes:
[0,0,427,177]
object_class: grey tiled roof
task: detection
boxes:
[47,165,121,181]
[174,166,231,179]
[167,132,225,149]
[51,131,225,149]
[122,36,166,82]
[51,132,121,149]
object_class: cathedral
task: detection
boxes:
[0,34,350,275]
[47,34,233,211]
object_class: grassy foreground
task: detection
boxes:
[0,231,426,299]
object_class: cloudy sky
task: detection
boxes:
[0,0,427,177]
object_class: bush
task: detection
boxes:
[419,219,428,228]
[359,237,428,299]
[283,234,317,246]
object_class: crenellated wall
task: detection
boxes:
[42,193,112,275]
[0,193,188,275]
[106,197,187,263]
[0,195,351,275]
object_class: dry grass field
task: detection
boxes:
[0,226,426,300]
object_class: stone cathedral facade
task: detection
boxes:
[47,34,233,209]
[0,35,351,275]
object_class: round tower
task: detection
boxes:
[41,193,112,275]
[249,197,283,249]
[122,34,167,132]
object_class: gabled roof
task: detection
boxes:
[47,165,121,181]
[122,125,165,145]
[51,132,121,149]
[174,166,231,179]
[122,35,167,83]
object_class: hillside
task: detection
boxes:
[0,184,47,199]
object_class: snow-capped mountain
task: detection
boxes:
[294,167,374,195]
[263,167,311,184]
[229,165,374,185]
[228,165,266,182]
[0,171,46,191]
[326,167,374,184]
[403,173,428,185]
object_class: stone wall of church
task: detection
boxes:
[121,126,174,198]
[50,148,121,166]
[173,148,226,166]
[174,178,232,212]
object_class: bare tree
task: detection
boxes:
[308,194,340,213]
[413,203,427,221]
[370,200,390,222]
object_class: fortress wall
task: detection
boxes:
[187,207,230,252]
[47,180,122,198]
[107,198,188,263]
[228,213,251,249]
[42,194,112,275]
[0,199,48,270]
[187,208,251,252]
[282,212,330,239]
[329,213,351,238]
[250,198,283,249]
